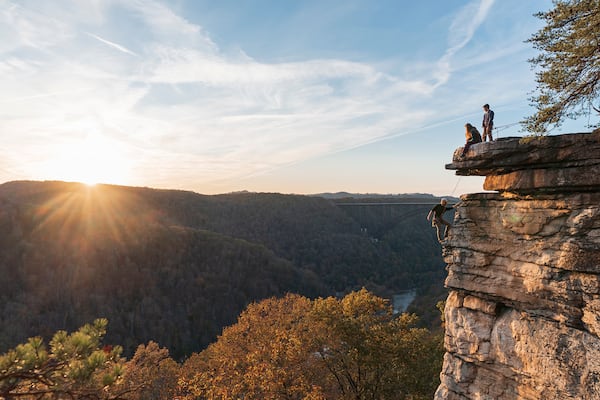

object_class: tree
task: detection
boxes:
[121,341,180,400]
[180,294,326,400]
[180,290,443,400]
[0,319,132,399]
[524,0,600,133]
[310,289,443,400]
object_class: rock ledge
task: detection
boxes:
[436,132,600,400]
[447,132,600,193]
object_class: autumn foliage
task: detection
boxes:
[0,290,442,399]
[180,289,443,400]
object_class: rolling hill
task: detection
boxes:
[0,180,449,358]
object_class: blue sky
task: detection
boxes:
[0,0,592,196]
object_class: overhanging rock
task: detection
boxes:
[436,132,600,400]
[446,132,600,193]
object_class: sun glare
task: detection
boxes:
[44,134,132,186]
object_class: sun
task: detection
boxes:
[44,134,133,186]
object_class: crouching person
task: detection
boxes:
[460,123,482,158]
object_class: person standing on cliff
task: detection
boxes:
[482,104,494,141]
[427,198,455,243]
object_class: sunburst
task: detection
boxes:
[43,133,133,186]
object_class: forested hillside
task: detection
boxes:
[0,180,450,358]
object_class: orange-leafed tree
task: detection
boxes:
[180,289,443,400]
[310,288,442,400]
[180,293,326,399]
[122,341,180,400]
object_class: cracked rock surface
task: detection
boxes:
[436,132,600,400]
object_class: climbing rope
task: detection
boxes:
[493,121,521,138]
[450,176,462,197]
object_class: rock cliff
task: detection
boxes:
[435,132,600,400]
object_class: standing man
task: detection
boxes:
[426,198,455,243]
[482,104,494,142]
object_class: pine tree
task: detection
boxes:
[524,0,600,133]
[0,319,129,399]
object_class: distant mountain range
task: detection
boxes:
[312,192,446,200]
[0,180,449,358]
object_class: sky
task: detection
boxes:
[0,0,593,196]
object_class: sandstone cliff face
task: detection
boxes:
[436,132,600,400]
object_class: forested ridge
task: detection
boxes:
[0,180,450,359]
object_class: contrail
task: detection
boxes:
[86,32,138,56]
[0,88,95,103]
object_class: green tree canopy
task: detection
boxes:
[0,319,128,399]
[0,320,183,400]
[524,0,600,133]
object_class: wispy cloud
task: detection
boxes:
[1,0,439,185]
[0,0,543,193]
[447,0,495,56]
[434,0,495,87]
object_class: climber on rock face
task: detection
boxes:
[426,198,456,243]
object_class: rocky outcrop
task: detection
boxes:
[436,132,600,399]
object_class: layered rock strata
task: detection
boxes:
[436,132,600,400]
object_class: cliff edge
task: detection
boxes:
[435,132,600,399]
